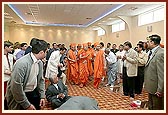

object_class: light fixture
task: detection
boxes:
[4,12,10,16]
[25,12,32,15]
[4,16,13,19]
[129,7,138,10]
[86,17,92,19]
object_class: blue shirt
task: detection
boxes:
[16,50,25,60]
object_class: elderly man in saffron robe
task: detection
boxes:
[86,42,94,79]
[78,43,90,88]
[93,42,106,89]
[67,43,79,85]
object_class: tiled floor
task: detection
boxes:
[43,77,148,110]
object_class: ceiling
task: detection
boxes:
[4,3,164,29]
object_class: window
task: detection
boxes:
[111,20,125,33]
[153,7,164,22]
[97,28,105,36]
[138,6,164,26]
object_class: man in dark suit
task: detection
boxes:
[45,75,71,109]
[144,34,164,110]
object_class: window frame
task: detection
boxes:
[97,28,105,36]
[111,20,125,33]
[138,6,164,26]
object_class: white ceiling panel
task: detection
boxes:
[4,3,164,27]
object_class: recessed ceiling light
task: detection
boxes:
[10,20,16,23]
[25,12,32,15]
[4,12,10,16]
[129,7,138,10]
[64,10,71,13]
[4,16,13,19]
[86,17,92,19]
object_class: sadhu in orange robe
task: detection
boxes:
[86,42,94,77]
[78,43,89,88]
[93,43,106,89]
[67,43,79,85]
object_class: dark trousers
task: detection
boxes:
[4,98,8,110]
[122,67,135,98]
[24,88,40,110]
[43,61,48,76]
[135,66,145,94]
[123,67,129,96]
[4,81,8,110]
[148,93,164,110]
[127,77,135,98]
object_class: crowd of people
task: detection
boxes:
[3,34,164,110]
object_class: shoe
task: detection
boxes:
[101,77,105,82]
[79,84,84,88]
[71,82,75,85]
[110,85,114,88]
[110,87,114,91]
[105,84,110,87]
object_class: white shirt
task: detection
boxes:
[24,53,39,92]
[54,84,59,90]
[4,53,13,82]
[116,50,125,59]
[13,49,21,60]
[106,51,117,64]
[45,50,61,79]
[149,45,160,60]
[123,50,129,67]
[116,50,125,73]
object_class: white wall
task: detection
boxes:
[98,16,164,48]
[4,16,164,49]
[132,16,164,45]
[4,25,97,48]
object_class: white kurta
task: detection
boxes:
[116,50,125,74]
[45,50,61,79]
